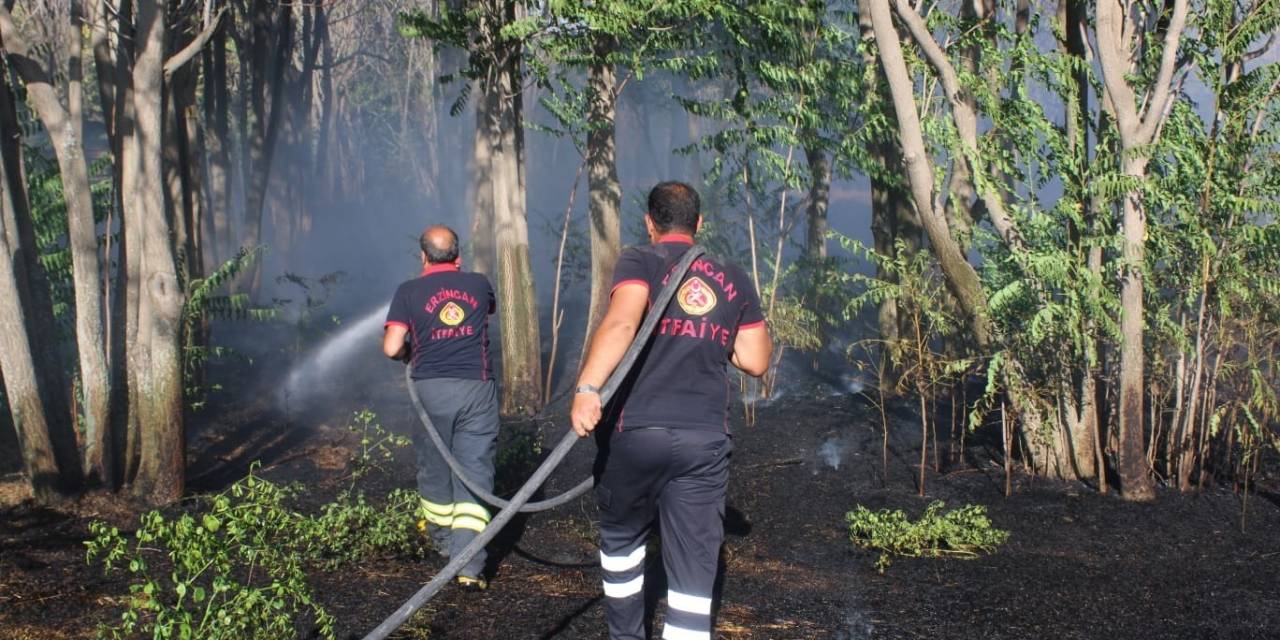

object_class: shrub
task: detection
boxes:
[85,412,427,638]
[845,501,1009,573]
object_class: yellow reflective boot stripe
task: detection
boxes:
[451,514,488,532]
[451,502,490,532]
[452,502,490,523]
[419,499,454,526]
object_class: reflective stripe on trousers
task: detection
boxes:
[595,427,731,640]
[412,377,499,579]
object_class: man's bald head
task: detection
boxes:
[420,225,460,264]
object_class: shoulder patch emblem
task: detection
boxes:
[677,277,717,316]
[439,301,466,326]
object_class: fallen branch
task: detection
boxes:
[744,457,803,470]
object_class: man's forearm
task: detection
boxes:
[577,321,637,389]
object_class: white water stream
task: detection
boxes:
[280,303,390,409]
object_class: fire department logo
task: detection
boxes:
[676,277,717,316]
[439,301,466,326]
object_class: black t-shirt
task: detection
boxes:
[385,264,496,381]
[607,235,766,433]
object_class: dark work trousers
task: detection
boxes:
[595,427,732,640]
[412,377,499,579]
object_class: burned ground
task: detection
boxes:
[2,350,1279,639]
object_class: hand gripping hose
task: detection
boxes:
[363,245,705,640]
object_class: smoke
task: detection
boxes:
[833,597,876,640]
[279,303,391,411]
[819,437,845,470]
[217,14,881,414]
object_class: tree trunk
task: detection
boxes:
[582,52,621,359]
[0,4,113,486]
[868,151,917,394]
[126,0,185,506]
[487,38,542,416]
[1059,0,1099,483]
[803,145,830,260]
[203,19,232,269]
[1095,0,1187,501]
[0,215,64,501]
[468,82,494,275]
[1116,154,1154,500]
[864,0,993,348]
[171,56,204,290]
[242,0,292,298]
[0,54,81,493]
[0,98,65,500]
[856,7,914,393]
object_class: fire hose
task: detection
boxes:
[362,244,705,640]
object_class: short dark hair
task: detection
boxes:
[420,226,459,264]
[647,181,701,234]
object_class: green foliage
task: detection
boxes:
[85,469,338,639]
[86,414,427,638]
[347,408,411,483]
[182,246,274,408]
[272,270,349,355]
[846,501,1009,573]
[23,145,112,343]
[837,234,972,393]
[767,295,822,353]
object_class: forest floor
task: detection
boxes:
[2,344,1280,640]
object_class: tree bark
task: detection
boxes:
[864,0,993,348]
[242,0,292,298]
[1095,0,1188,501]
[0,205,64,501]
[1058,0,1099,483]
[0,93,65,500]
[581,51,621,359]
[468,82,495,275]
[487,24,542,415]
[803,145,830,260]
[203,18,232,269]
[0,53,80,494]
[0,4,113,486]
[126,0,185,506]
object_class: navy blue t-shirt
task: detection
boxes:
[385,264,495,381]
[607,235,765,433]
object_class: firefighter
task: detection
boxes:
[382,225,497,590]
[572,182,774,640]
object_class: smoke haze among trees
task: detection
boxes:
[0,0,1277,512]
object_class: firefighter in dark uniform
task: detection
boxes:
[572,182,774,640]
[382,225,497,590]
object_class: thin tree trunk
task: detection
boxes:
[203,18,231,269]
[0,4,113,486]
[87,0,119,141]
[1095,0,1187,501]
[863,0,993,347]
[1063,0,1099,483]
[0,216,64,500]
[803,145,830,260]
[488,35,542,416]
[0,100,65,501]
[0,53,80,493]
[469,80,495,275]
[1116,155,1153,499]
[857,7,911,394]
[242,0,292,299]
[127,0,185,506]
[581,51,621,360]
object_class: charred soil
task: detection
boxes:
[2,364,1279,640]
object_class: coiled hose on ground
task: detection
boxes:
[362,245,705,640]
